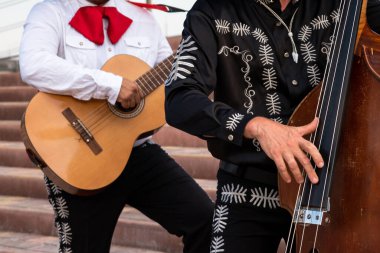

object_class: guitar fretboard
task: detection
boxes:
[135,54,175,96]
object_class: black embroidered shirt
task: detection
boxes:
[165,0,380,181]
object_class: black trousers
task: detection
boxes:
[44,142,214,253]
[210,170,293,253]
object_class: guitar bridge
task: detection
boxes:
[62,108,102,155]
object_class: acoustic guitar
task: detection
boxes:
[21,54,174,195]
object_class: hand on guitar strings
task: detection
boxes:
[244,117,324,185]
[117,78,144,109]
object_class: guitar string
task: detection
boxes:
[83,73,155,130]
[285,0,346,251]
[86,106,111,130]
[88,71,167,133]
[77,56,174,137]
[81,102,109,126]
[90,111,115,134]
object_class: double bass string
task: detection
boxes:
[285,0,344,247]
[285,0,350,252]
[310,0,361,251]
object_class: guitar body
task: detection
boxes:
[21,55,166,195]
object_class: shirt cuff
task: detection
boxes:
[222,111,254,146]
[93,70,122,105]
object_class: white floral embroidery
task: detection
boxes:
[310,15,330,30]
[232,22,251,36]
[213,205,229,233]
[252,138,261,152]
[296,8,339,88]
[218,46,255,115]
[215,19,230,34]
[272,117,284,124]
[44,178,62,196]
[45,177,73,253]
[256,0,273,4]
[165,36,198,86]
[210,236,225,253]
[61,248,73,253]
[221,184,247,204]
[307,64,322,87]
[43,176,52,196]
[252,28,268,44]
[265,93,281,115]
[330,9,341,24]
[57,222,72,245]
[298,25,312,42]
[250,187,280,209]
[301,42,317,63]
[54,197,70,219]
[226,113,244,131]
[259,44,274,65]
[262,67,278,90]
[321,36,335,60]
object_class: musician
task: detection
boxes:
[19,0,214,252]
[165,0,380,252]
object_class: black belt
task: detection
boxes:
[219,161,278,187]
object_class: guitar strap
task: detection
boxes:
[127,1,187,13]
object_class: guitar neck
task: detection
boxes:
[136,54,175,96]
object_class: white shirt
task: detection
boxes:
[19,0,172,105]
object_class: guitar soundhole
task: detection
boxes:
[114,102,136,112]
[108,99,145,119]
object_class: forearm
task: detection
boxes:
[19,48,122,104]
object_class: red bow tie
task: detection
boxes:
[69,6,133,45]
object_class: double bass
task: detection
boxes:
[279,0,380,252]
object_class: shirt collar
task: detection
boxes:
[255,0,300,6]
[255,0,300,13]
[78,0,115,7]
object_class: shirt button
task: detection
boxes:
[228,135,234,141]
[284,52,290,58]
[276,21,282,27]
[108,48,112,52]
[79,42,83,46]
[138,42,142,46]
[292,80,299,86]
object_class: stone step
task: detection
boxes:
[0,121,20,142]
[0,166,216,201]
[0,141,218,180]
[0,102,27,121]
[0,231,165,253]
[163,146,218,180]
[0,167,47,199]
[0,121,207,148]
[153,125,206,148]
[0,142,34,168]
[0,86,37,102]
[0,196,183,252]
[0,72,26,87]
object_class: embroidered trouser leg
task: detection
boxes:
[210,170,293,253]
[44,142,214,253]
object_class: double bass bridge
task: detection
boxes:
[294,198,331,226]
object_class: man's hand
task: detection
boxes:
[244,117,324,184]
[116,78,143,109]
